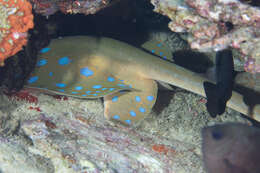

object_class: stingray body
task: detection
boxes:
[26,36,260,125]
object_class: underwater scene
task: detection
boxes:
[0,0,260,172]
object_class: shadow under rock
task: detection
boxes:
[172,50,213,74]
[153,89,176,115]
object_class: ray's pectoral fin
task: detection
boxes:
[141,38,173,62]
[27,47,132,98]
[104,76,157,125]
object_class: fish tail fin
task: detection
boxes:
[217,100,226,116]
[203,81,218,118]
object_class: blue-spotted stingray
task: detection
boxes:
[26,36,260,125]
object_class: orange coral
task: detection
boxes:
[0,0,34,66]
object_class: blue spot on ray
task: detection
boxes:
[37,59,47,66]
[102,88,107,91]
[56,83,66,88]
[86,91,92,94]
[135,96,141,102]
[159,52,163,56]
[71,91,78,94]
[147,96,154,101]
[40,47,50,53]
[117,84,125,87]
[112,96,118,102]
[82,94,87,97]
[28,76,38,84]
[96,91,101,93]
[58,57,71,65]
[157,43,162,47]
[139,107,146,113]
[92,94,98,96]
[151,50,155,53]
[130,111,136,117]
[125,120,131,124]
[109,88,115,91]
[113,115,120,120]
[49,72,53,76]
[75,86,83,90]
[107,77,115,82]
[58,89,64,92]
[93,85,102,89]
[80,67,94,77]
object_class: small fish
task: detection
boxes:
[202,123,260,173]
[203,49,234,117]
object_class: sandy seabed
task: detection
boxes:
[0,87,248,173]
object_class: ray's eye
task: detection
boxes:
[211,130,223,140]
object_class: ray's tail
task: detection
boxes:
[139,51,260,121]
